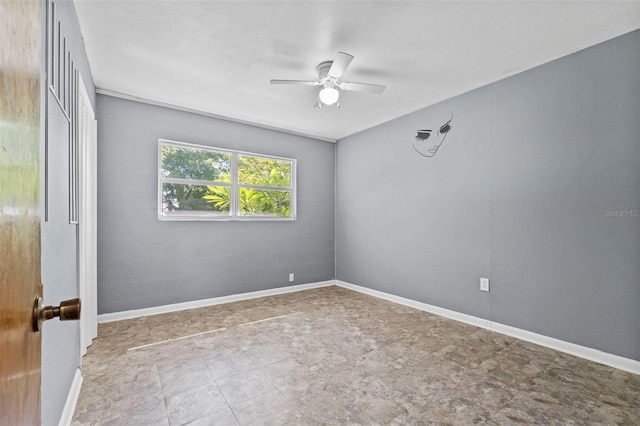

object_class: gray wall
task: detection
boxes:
[96,95,335,314]
[40,0,96,424]
[336,30,640,361]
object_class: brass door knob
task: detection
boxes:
[33,297,81,332]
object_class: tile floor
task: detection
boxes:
[72,286,640,425]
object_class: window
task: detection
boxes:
[159,140,296,220]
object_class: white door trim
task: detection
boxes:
[77,74,97,357]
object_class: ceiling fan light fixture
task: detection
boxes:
[270,52,385,108]
[319,87,339,105]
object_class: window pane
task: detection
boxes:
[238,188,291,217]
[162,183,230,216]
[161,144,231,182]
[238,155,291,187]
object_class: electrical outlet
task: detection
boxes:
[480,277,490,292]
[289,273,294,282]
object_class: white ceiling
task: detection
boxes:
[74,1,640,142]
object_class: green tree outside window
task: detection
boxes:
[159,141,294,219]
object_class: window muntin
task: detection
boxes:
[159,140,296,220]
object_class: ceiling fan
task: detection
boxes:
[270,52,386,108]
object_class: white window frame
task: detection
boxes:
[158,139,297,221]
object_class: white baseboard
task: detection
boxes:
[96,278,639,375]
[58,368,83,426]
[336,280,640,375]
[98,280,336,323]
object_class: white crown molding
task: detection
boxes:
[95,89,337,143]
[335,280,640,375]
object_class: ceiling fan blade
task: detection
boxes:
[270,79,320,86]
[313,95,321,108]
[339,81,386,94]
[328,52,354,79]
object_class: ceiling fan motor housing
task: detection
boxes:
[316,61,335,84]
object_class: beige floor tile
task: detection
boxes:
[184,407,240,426]
[204,349,258,380]
[73,286,640,425]
[243,344,295,367]
[231,389,301,425]
[98,397,169,426]
[492,392,597,425]
[159,358,215,396]
[165,383,228,426]
[217,368,276,406]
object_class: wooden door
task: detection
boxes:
[0,0,43,424]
